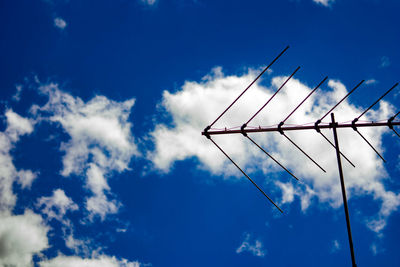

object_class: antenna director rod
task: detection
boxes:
[282,76,327,124]
[319,80,364,122]
[202,121,400,136]
[357,83,398,120]
[245,66,300,126]
[207,46,290,128]
[208,138,283,213]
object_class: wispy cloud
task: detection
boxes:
[32,83,139,220]
[331,240,340,253]
[380,56,390,68]
[236,233,266,257]
[312,0,335,7]
[365,79,378,85]
[36,189,78,222]
[140,0,157,6]
[370,242,385,255]
[12,85,23,101]
[54,17,67,30]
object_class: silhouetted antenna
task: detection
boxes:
[205,46,289,131]
[201,48,400,267]
[389,113,400,139]
[208,137,283,213]
[246,135,299,181]
[392,110,400,119]
[280,132,326,172]
[330,113,357,267]
[350,83,398,163]
[319,80,364,122]
[318,131,355,167]
[244,66,300,126]
[353,128,386,162]
[355,83,398,120]
[282,76,328,124]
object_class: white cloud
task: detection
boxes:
[62,223,93,256]
[0,110,48,266]
[54,17,67,29]
[313,0,335,7]
[0,110,36,212]
[365,79,378,85]
[36,189,78,222]
[5,109,34,142]
[0,210,49,267]
[36,189,94,255]
[85,164,119,220]
[33,83,138,220]
[236,233,266,257]
[17,169,37,189]
[39,255,141,267]
[380,56,390,68]
[147,67,399,232]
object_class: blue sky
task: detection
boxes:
[0,0,400,266]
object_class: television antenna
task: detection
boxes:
[201,46,399,267]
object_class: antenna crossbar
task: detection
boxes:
[202,121,400,136]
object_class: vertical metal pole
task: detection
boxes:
[331,113,357,267]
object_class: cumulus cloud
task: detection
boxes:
[54,17,67,29]
[236,233,266,257]
[312,0,335,7]
[0,210,49,267]
[32,83,138,220]
[39,255,141,267]
[147,67,399,232]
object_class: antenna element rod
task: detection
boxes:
[245,66,300,126]
[208,46,290,128]
[282,76,327,123]
[320,80,364,121]
[281,133,326,173]
[209,138,283,213]
[354,130,386,162]
[318,132,355,168]
[246,135,299,181]
[357,83,398,120]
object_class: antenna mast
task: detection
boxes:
[202,47,399,267]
